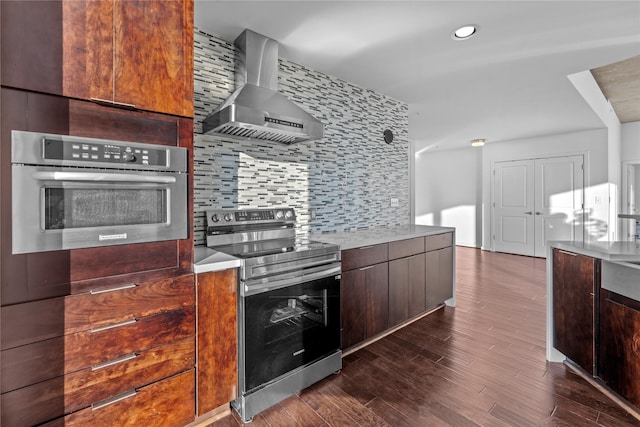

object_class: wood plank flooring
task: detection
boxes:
[208,247,640,426]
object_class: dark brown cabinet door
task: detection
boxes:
[1,0,194,117]
[426,246,454,309]
[341,268,366,349]
[408,253,427,317]
[552,248,599,374]
[365,263,389,338]
[196,269,238,415]
[389,253,427,326]
[388,258,409,327]
[598,291,640,407]
[114,0,194,117]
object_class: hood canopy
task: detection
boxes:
[203,29,324,144]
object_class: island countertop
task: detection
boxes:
[310,224,455,250]
[549,240,640,262]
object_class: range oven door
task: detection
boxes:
[11,165,187,254]
[240,272,341,393]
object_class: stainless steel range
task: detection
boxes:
[206,208,342,422]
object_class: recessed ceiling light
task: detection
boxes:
[471,138,486,147]
[452,25,478,40]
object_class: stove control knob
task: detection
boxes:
[275,210,284,220]
[211,213,219,223]
[285,210,293,219]
[224,213,233,222]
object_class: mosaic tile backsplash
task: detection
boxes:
[193,29,410,245]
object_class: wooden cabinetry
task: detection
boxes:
[1,274,196,426]
[196,269,238,415]
[552,248,599,374]
[389,237,426,326]
[425,233,454,309]
[341,232,454,350]
[598,290,640,407]
[341,244,389,349]
[0,0,194,117]
[1,89,194,305]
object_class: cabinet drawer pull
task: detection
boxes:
[90,283,137,294]
[557,250,578,256]
[91,318,137,333]
[358,245,375,250]
[92,390,137,410]
[92,353,137,371]
[90,98,137,110]
[359,265,375,271]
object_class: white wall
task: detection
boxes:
[481,129,609,249]
[415,147,482,247]
[622,121,640,161]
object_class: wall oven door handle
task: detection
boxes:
[31,171,177,184]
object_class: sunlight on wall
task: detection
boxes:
[416,206,478,247]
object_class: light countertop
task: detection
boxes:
[311,224,455,250]
[193,246,242,274]
[549,240,640,262]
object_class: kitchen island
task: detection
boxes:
[313,224,456,352]
[547,240,640,414]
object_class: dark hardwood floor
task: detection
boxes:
[209,247,640,426]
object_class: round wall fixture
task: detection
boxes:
[383,129,394,144]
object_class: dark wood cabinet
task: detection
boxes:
[1,0,194,117]
[552,248,599,374]
[598,290,640,407]
[196,269,238,415]
[1,274,196,426]
[426,246,454,309]
[341,233,454,351]
[1,89,194,305]
[341,244,389,349]
[389,237,426,326]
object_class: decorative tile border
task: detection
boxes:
[193,29,409,245]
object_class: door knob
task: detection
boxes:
[535,212,543,215]
[524,211,533,215]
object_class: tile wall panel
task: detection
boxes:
[193,29,409,245]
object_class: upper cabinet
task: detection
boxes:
[0,0,194,118]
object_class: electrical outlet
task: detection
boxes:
[390,198,399,207]
[308,208,317,220]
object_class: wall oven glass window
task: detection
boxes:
[11,130,188,254]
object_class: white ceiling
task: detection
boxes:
[194,1,640,152]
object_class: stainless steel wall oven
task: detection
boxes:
[206,208,342,422]
[11,130,188,254]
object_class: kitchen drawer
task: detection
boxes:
[1,338,195,427]
[342,243,388,271]
[425,232,453,252]
[2,306,195,393]
[388,237,425,260]
[42,370,195,427]
[1,273,195,349]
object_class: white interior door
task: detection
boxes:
[493,156,584,258]
[493,160,535,256]
[534,156,584,257]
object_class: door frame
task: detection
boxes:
[622,160,640,241]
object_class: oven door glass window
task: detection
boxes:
[243,275,340,391]
[43,187,167,230]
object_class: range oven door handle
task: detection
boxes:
[243,264,342,296]
[31,171,177,184]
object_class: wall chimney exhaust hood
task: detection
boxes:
[203,29,324,144]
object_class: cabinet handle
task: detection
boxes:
[90,283,137,294]
[358,246,375,250]
[92,353,137,371]
[92,390,137,410]
[557,250,578,256]
[359,265,375,271]
[91,318,137,333]
[90,98,137,110]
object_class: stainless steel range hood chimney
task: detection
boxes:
[203,30,324,144]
